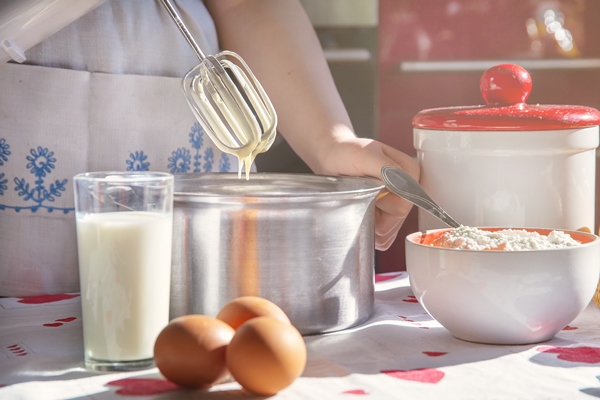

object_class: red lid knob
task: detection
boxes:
[480,64,532,106]
[413,63,600,131]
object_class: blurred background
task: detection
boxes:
[255,0,600,272]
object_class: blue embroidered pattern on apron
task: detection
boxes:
[1,143,71,214]
[0,138,11,198]
[130,122,231,173]
[0,123,232,214]
[126,150,150,171]
[166,122,231,173]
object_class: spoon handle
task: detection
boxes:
[381,166,461,229]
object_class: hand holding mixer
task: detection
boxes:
[160,0,277,179]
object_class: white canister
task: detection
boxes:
[414,64,600,231]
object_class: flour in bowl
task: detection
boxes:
[432,226,581,250]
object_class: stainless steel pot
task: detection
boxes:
[169,173,383,335]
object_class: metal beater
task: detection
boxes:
[160,0,277,178]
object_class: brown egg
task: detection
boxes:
[226,316,306,395]
[216,296,291,330]
[154,315,235,388]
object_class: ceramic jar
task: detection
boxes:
[413,64,600,231]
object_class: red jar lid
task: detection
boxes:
[412,64,600,131]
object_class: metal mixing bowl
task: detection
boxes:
[169,173,384,335]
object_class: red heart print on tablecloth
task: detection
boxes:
[43,323,63,328]
[397,315,431,330]
[423,351,447,357]
[402,295,419,304]
[18,293,80,304]
[1,343,33,359]
[43,316,77,328]
[537,346,600,364]
[382,368,445,383]
[6,344,28,357]
[56,317,77,322]
[562,325,578,331]
[375,272,404,282]
[342,389,369,395]
[106,378,180,396]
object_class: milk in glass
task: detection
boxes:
[76,211,172,363]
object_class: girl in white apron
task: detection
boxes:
[0,0,420,297]
[0,0,239,296]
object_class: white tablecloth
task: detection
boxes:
[2,272,600,399]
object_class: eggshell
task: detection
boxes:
[154,315,235,388]
[226,316,306,395]
[216,296,291,330]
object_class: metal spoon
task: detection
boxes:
[381,166,462,228]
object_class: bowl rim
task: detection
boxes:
[405,226,600,253]
[173,172,385,199]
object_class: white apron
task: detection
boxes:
[0,63,242,297]
[0,0,254,296]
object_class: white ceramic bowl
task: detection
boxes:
[406,227,600,345]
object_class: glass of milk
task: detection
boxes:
[73,171,174,371]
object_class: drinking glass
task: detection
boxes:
[73,171,174,371]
